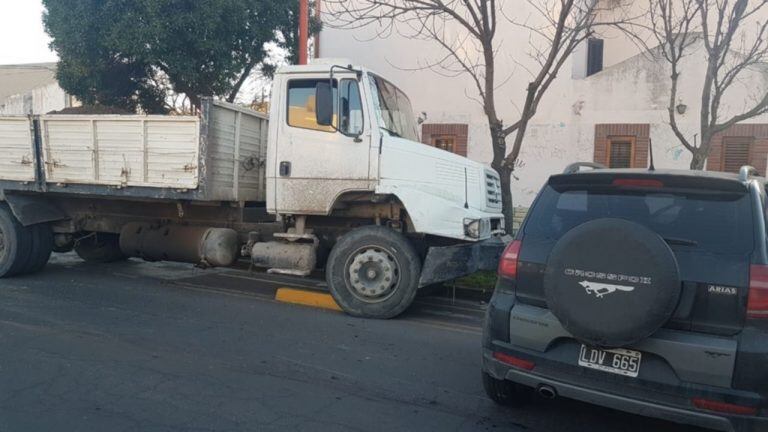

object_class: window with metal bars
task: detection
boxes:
[608,137,634,168]
[431,135,456,153]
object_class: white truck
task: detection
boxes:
[0,59,505,318]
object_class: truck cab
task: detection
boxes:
[267,59,505,242]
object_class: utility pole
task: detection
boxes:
[298,0,309,65]
[314,0,321,59]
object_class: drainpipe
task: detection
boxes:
[298,0,309,65]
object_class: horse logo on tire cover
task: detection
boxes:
[579,281,635,298]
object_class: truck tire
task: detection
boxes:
[75,233,127,263]
[326,225,421,319]
[0,203,34,278]
[482,372,533,406]
[21,224,54,274]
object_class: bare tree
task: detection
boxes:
[325,0,608,232]
[647,0,768,169]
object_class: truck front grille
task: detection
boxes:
[485,171,502,209]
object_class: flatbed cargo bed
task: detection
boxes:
[0,98,268,203]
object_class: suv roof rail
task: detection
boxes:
[563,162,607,175]
[739,165,760,182]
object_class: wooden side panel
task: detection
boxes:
[41,115,199,189]
[95,120,144,185]
[0,117,36,182]
[33,105,267,201]
[43,118,95,183]
[145,120,199,188]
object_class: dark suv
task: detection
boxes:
[482,163,768,432]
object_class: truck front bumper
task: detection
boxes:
[418,236,506,287]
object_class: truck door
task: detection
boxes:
[272,74,373,215]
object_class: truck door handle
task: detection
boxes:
[279,161,291,177]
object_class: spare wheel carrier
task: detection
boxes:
[543,218,681,347]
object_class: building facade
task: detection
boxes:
[318,1,768,208]
[0,63,75,115]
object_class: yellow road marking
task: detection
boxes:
[275,288,342,312]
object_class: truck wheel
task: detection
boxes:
[21,224,54,274]
[0,204,34,278]
[482,372,533,406]
[326,225,421,319]
[75,233,126,263]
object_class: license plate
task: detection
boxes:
[578,345,642,378]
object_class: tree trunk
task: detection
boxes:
[186,93,201,110]
[228,59,259,103]
[489,123,515,235]
[498,165,515,235]
[689,150,707,170]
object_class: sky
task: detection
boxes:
[0,0,279,102]
[0,0,58,64]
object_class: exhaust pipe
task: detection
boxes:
[537,385,557,400]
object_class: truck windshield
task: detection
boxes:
[368,73,419,142]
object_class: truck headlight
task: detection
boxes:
[464,218,491,239]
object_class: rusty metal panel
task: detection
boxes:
[0,117,36,182]
[237,111,268,201]
[207,105,237,200]
[208,101,268,202]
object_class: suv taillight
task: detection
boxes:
[498,240,522,279]
[747,264,768,319]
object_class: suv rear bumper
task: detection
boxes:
[483,349,768,432]
[483,348,766,432]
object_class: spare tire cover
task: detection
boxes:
[543,218,681,347]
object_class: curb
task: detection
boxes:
[275,287,342,312]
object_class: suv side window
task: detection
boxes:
[286,78,363,136]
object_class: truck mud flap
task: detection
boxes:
[418,236,506,287]
[5,194,68,227]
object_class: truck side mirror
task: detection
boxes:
[315,82,334,127]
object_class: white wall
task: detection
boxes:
[0,83,71,115]
[320,1,768,207]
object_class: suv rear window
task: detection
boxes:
[524,185,754,255]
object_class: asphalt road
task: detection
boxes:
[0,255,708,432]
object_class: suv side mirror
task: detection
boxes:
[315,82,334,127]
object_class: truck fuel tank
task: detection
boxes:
[248,240,317,276]
[119,223,239,268]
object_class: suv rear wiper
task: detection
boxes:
[663,237,698,247]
